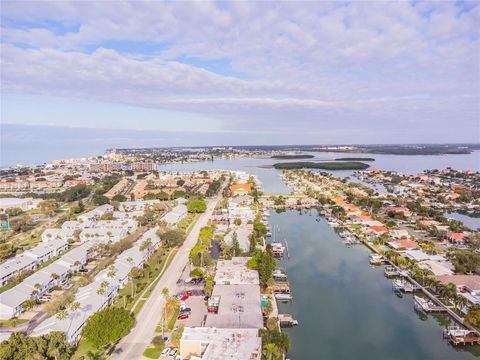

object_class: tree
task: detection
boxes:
[82,307,135,349]
[234,218,242,226]
[247,251,276,288]
[56,309,69,320]
[0,332,72,360]
[151,335,165,350]
[93,195,109,206]
[160,229,186,248]
[465,306,480,328]
[187,198,207,213]
[74,200,85,214]
[112,194,127,202]
[39,199,59,217]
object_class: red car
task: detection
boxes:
[180,294,189,301]
[177,314,189,320]
[186,290,193,296]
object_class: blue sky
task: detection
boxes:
[1,0,479,156]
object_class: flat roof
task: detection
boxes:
[205,284,262,329]
[181,327,261,360]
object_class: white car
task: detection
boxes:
[169,348,178,357]
[161,348,170,357]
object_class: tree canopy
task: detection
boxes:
[82,307,135,349]
[187,198,207,213]
[0,332,73,360]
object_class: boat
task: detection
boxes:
[384,265,399,277]
[273,269,288,282]
[392,279,405,291]
[414,295,445,313]
[369,253,384,265]
[271,242,286,256]
[275,293,293,301]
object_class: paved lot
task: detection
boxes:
[179,296,208,327]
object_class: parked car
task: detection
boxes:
[169,348,178,357]
[180,307,191,313]
[161,348,170,357]
[177,313,189,320]
[185,290,193,296]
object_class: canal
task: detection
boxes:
[270,209,479,360]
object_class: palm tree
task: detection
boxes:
[265,343,282,360]
[56,309,69,320]
[161,287,169,337]
[50,273,59,285]
[70,301,81,312]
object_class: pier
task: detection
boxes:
[278,314,299,327]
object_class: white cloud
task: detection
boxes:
[1,1,479,140]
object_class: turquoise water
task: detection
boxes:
[269,209,479,360]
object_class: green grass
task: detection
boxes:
[178,213,200,233]
[72,338,99,359]
[0,318,28,328]
[133,299,146,316]
[143,347,161,359]
[167,306,180,330]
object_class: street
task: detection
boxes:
[110,190,223,359]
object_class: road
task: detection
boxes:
[111,190,223,359]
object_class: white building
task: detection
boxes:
[79,228,127,243]
[163,204,188,225]
[41,228,76,242]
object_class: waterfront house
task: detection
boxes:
[180,327,261,360]
[387,239,418,250]
[446,232,467,244]
[230,183,252,196]
[436,275,480,305]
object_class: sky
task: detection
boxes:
[1,1,480,164]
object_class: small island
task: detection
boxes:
[273,161,370,170]
[271,154,314,159]
[335,157,375,161]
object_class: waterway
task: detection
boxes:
[444,212,480,231]
[159,150,480,194]
[270,209,479,360]
[161,152,480,358]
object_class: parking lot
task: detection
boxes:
[175,295,208,327]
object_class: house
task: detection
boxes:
[118,200,160,212]
[180,327,261,360]
[418,261,454,276]
[205,284,263,329]
[23,240,69,264]
[436,275,480,305]
[446,232,466,244]
[112,210,143,220]
[92,219,138,232]
[77,204,114,222]
[163,204,188,225]
[79,228,127,243]
[0,256,37,286]
[368,225,389,236]
[41,228,76,242]
[387,239,418,250]
[224,225,253,252]
[61,220,93,230]
[390,229,410,239]
[230,183,252,196]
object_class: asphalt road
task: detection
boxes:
[110,190,223,359]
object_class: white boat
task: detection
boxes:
[369,253,384,265]
[414,295,445,313]
[275,293,292,301]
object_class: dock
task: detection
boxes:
[278,314,299,327]
[384,265,400,277]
